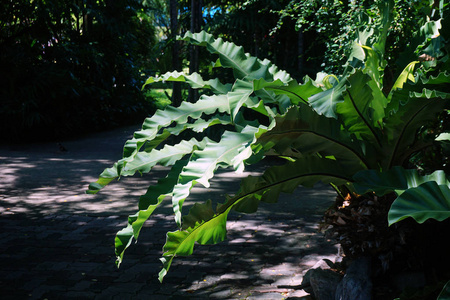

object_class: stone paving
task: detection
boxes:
[0,125,340,299]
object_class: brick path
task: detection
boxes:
[0,125,339,299]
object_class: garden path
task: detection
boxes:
[0,125,339,299]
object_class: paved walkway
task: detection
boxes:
[0,125,339,299]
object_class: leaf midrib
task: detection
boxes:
[164,167,352,262]
[263,128,370,168]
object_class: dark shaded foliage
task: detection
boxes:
[201,0,314,79]
[274,0,444,78]
[0,0,157,142]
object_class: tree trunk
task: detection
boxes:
[188,0,201,103]
[83,0,93,35]
[170,0,182,106]
[74,0,81,33]
[297,30,304,76]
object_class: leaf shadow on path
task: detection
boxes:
[0,125,339,299]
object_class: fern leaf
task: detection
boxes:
[388,182,450,225]
[336,69,382,146]
[252,78,294,114]
[352,167,450,225]
[171,126,260,226]
[228,80,254,122]
[358,45,388,123]
[264,77,323,106]
[121,138,209,175]
[115,159,189,267]
[180,31,292,83]
[384,96,448,168]
[258,105,374,170]
[87,96,239,193]
[87,137,209,194]
[158,156,354,282]
[159,199,228,282]
[124,94,233,157]
[353,167,450,196]
[308,76,347,118]
[143,71,231,94]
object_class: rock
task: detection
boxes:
[300,268,314,294]
[335,257,372,300]
[309,268,343,300]
[296,259,341,298]
[312,258,335,270]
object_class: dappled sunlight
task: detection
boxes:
[0,144,167,216]
[0,126,339,299]
[159,210,339,298]
[0,130,337,219]
[0,156,36,194]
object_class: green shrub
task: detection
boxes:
[89,2,449,295]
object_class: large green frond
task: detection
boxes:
[257,106,374,170]
[308,76,347,118]
[90,31,299,273]
[252,78,292,114]
[230,157,355,212]
[159,199,228,282]
[274,78,323,105]
[353,167,450,196]
[358,45,388,123]
[309,69,384,145]
[336,70,382,146]
[353,167,450,225]
[180,31,292,83]
[125,94,234,156]
[87,96,239,194]
[227,79,254,121]
[115,159,189,267]
[419,71,450,85]
[158,156,354,282]
[388,61,419,100]
[171,126,261,226]
[121,138,209,175]
[384,93,448,169]
[143,71,231,94]
[388,181,450,225]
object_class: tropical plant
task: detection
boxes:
[88,30,300,281]
[88,1,449,295]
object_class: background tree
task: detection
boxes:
[169,0,183,106]
[188,0,202,102]
[202,0,306,78]
[0,0,158,142]
[274,0,444,82]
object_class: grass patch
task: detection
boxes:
[144,88,172,109]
